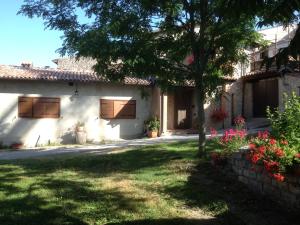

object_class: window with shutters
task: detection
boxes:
[100,99,136,119]
[18,97,60,118]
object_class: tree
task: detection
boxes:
[19,0,262,156]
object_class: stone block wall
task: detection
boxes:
[228,149,300,210]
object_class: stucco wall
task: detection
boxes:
[0,80,151,147]
[244,82,253,119]
[278,74,300,111]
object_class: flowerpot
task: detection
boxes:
[11,143,23,150]
[76,126,85,132]
[76,131,87,144]
[147,130,158,138]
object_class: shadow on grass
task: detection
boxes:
[163,158,299,225]
[0,142,199,225]
[0,140,296,225]
[105,215,238,225]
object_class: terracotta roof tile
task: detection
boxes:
[0,65,236,86]
[0,65,151,86]
[242,70,281,81]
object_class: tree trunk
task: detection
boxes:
[196,82,206,157]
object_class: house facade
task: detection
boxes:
[0,59,236,147]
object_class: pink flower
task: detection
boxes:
[280,140,288,145]
[295,153,300,159]
[258,131,269,139]
[210,127,218,137]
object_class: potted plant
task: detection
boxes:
[10,142,24,150]
[145,117,160,138]
[75,122,87,144]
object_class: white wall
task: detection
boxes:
[0,80,151,147]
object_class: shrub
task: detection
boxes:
[267,92,300,147]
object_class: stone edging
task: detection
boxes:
[228,148,300,210]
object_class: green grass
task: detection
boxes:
[0,141,297,225]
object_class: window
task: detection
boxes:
[18,97,60,118]
[100,99,136,119]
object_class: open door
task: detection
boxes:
[174,89,193,129]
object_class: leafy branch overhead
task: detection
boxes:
[19,0,261,87]
[19,0,296,155]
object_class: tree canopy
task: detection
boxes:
[19,0,280,155]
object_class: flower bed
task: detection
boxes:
[208,93,300,210]
[229,148,300,210]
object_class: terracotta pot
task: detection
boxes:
[76,126,85,132]
[147,130,158,138]
[75,131,87,144]
[11,143,23,150]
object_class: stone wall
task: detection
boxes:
[278,74,300,112]
[55,57,97,72]
[228,149,300,210]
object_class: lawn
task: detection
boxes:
[0,141,297,225]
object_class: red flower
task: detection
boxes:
[269,139,277,145]
[249,143,256,150]
[234,115,245,126]
[275,148,284,157]
[273,173,285,182]
[258,131,269,139]
[258,146,266,154]
[295,153,300,159]
[251,153,261,164]
[280,140,288,145]
[211,108,228,122]
[263,160,279,172]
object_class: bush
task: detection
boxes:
[267,92,300,147]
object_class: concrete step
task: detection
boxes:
[246,118,270,129]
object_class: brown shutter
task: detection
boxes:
[114,100,136,119]
[18,97,33,118]
[33,98,60,118]
[100,99,114,119]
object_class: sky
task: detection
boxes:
[0,1,63,67]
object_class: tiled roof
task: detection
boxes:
[242,70,282,81]
[0,65,151,86]
[0,65,236,86]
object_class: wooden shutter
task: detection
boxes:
[100,99,136,119]
[18,97,33,118]
[33,98,60,118]
[114,100,136,119]
[100,99,114,119]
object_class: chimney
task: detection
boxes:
[21,61,33,68]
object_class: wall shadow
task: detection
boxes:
[162,160,299,225]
